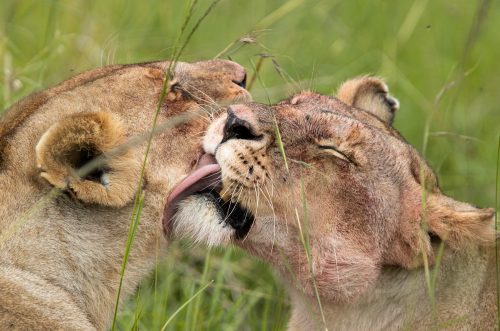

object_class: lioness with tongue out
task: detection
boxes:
[167,77,497,331]
[0,59,249,330]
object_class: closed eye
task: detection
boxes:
[318,145,355,164]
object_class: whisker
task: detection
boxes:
[221,184,244,224]
[182,83,220,112]
[240,195,255,243]
[228,184,245,215]
[258,185,277,253]
[198,179,222,193]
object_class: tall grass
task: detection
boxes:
[111,1,222,328]
[496,135,500,330]
[1,0,499,330]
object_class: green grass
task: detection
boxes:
[1,0,500,330]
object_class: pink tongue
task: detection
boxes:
[163,154,221,234]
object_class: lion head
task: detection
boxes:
[0,59,249,329]
[168,77,495,305]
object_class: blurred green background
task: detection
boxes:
[1,0,499,330]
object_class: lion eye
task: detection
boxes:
[318,145,353,164]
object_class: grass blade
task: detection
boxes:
[111,1,222,327]
[111,191,145,329]
[495,134,500,329]
[190,249,211,330]
[160,281,213,331]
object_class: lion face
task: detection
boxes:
[170,78,495,304]
[169,60,249,106]
[1,59,250,208]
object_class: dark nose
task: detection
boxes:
[221,107,260,143]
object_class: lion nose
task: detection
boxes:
[232,72,247,89]
[221,106,260,143]
[228,62,247,89]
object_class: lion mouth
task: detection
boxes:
[163,153,254,239]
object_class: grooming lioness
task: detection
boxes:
[168,77,497,330]
[0,59,249,330]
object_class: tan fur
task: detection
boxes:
[336,76,399,124]
[176,77,496,330]
[0,59,250,330]
[35,111,141,207]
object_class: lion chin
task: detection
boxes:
[171,76,496,331]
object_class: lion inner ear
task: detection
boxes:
[36,112,141,207]
[62,144,109,184]
[336,76,399,125]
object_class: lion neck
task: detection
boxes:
[286,246,495,331]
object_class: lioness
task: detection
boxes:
[168,77,497,330]
[0,59,250,330]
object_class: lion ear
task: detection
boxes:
[35,112,142,207]
[336,76,399,125]
[384,194,495,270]
[425,193,496,249]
